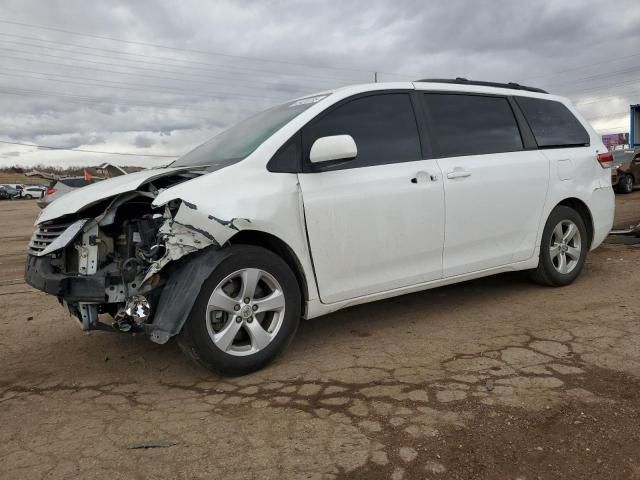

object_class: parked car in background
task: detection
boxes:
[21,186,46,199]
[37,177,103,208]
[0,185,21,200]
[611,148,640,193]
[25,79,614,375]
[1,184,24,196]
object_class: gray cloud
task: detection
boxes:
[0,0,638,167]
[134,134,154,149]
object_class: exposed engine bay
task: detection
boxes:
[25,169,218,340]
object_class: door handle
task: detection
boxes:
[411,171,438,183]
[447,169,471,179]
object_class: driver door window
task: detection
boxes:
[303,93,422,170]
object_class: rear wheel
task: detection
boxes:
[530,206,588,287]
[24,194,32,199]
[617,174,634,194]
[178,245,301,376]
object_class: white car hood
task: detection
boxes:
[36,167,191,225]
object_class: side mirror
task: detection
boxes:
[309,135,357,164]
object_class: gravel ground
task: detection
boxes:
[1,196,639,480]
[612,189,640,228]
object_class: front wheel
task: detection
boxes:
[530,206,588,287]
[24,194,32,199]
[178,245,301,376]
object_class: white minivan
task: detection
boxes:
[25,79,615,374]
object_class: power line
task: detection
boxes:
[0,85,258,115]
[0,47,334,94]
[1,66,631,123]
[0,73,631,134]
[574,90,640,106]
[0,44,341,92]
[0,86,263,122]
[545,64,640,89]
[0,32,364,84]
[0,18,633,142]
[0,18,388,76]
[559,77,640,96]
[0,70,292,103]
[521,51,640,83]
[0,61,299,101]
[0,139,179,157]
[16,34,639,110]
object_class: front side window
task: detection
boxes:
[515,97,590,148]
[303,93,422,169]
[423,93,523,157]
[172,95,328,169]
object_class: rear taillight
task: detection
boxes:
[597,152,614,168]
[45,187,56,196]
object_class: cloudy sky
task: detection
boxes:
[0,0,639,168]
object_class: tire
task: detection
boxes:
[178,245,301,376]
[24,194,32,199]
[617,174,634,194]
[530,206,588,287]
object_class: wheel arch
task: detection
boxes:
[556,197,594,248]
[227,230,309,303]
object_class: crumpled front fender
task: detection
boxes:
[146,246,235,344]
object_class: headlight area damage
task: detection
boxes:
[24,170,244,344]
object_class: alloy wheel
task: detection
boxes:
[205,268,286,356]
[549,219,582,274]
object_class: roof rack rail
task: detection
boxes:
[414,77,548,94]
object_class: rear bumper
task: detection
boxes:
[589,186,615,250]
[24,254,106,302]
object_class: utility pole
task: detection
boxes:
[374,71,378,83]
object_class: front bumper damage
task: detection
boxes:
[23,179,240,342]
[25,254,106,302]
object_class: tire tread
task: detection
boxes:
[179,244,301,376]
[529,205,588,287]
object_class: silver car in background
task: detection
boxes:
[38,177,103,208]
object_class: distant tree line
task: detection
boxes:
[0,164,143,177]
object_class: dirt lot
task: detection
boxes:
[613,189,640,228]
[1,194,639,480]
[0,173,49,185]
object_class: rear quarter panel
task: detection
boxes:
[536,101,614,251]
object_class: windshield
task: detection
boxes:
[172,94,329,169]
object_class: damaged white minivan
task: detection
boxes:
[25,79,614,375]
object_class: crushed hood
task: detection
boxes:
[36,167,195,225]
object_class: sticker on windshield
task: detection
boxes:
[289,95,327,108]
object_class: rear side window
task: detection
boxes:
[60,178,93,188]
[515,97,590,148]
[303,93,422,169]
[423,94,523,157]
